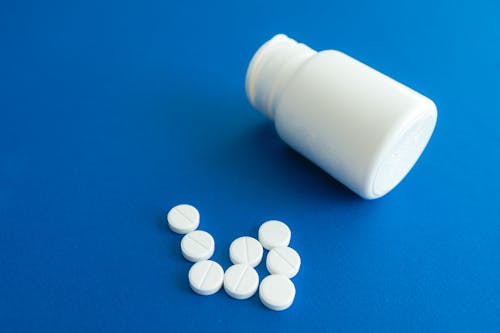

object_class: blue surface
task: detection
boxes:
[1,0,499,332]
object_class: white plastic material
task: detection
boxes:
[258,220,291,250]
[188,260,224,295]
[167,204,199,234]
[246,34,438,199]
[181,230,215,262]
[259,275,296,311]
[223,264,259,300]
[266,246,301,278]
[229,236,263,267]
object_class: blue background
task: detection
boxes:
[1,0,499,332]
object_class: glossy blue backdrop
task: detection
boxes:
[1,0,499,332]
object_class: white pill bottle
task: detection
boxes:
[246,34,437,199]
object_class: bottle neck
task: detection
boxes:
[245,34,317,120]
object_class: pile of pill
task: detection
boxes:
[167,204,301,311]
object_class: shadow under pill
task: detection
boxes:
[174,270,192,294]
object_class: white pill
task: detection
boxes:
[223,264,259,300]
[181,230,214,262]
[258,220,291,250]
[229,236,263,267]
[188,260,224,295]
[167,204,200,234]
[266,246,301,278]
[259,275,296,311]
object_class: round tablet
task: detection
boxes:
[181,230,214,262]
[167,204,200,234]
[259,275,296,311]
[266,246,301,278]
[258,220,291,250]
[188,260,224,295]
[229,236,263,267]
[223,264,259,300]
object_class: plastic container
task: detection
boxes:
[245,34,437,199]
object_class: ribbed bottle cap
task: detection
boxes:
[245,34,317,119]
